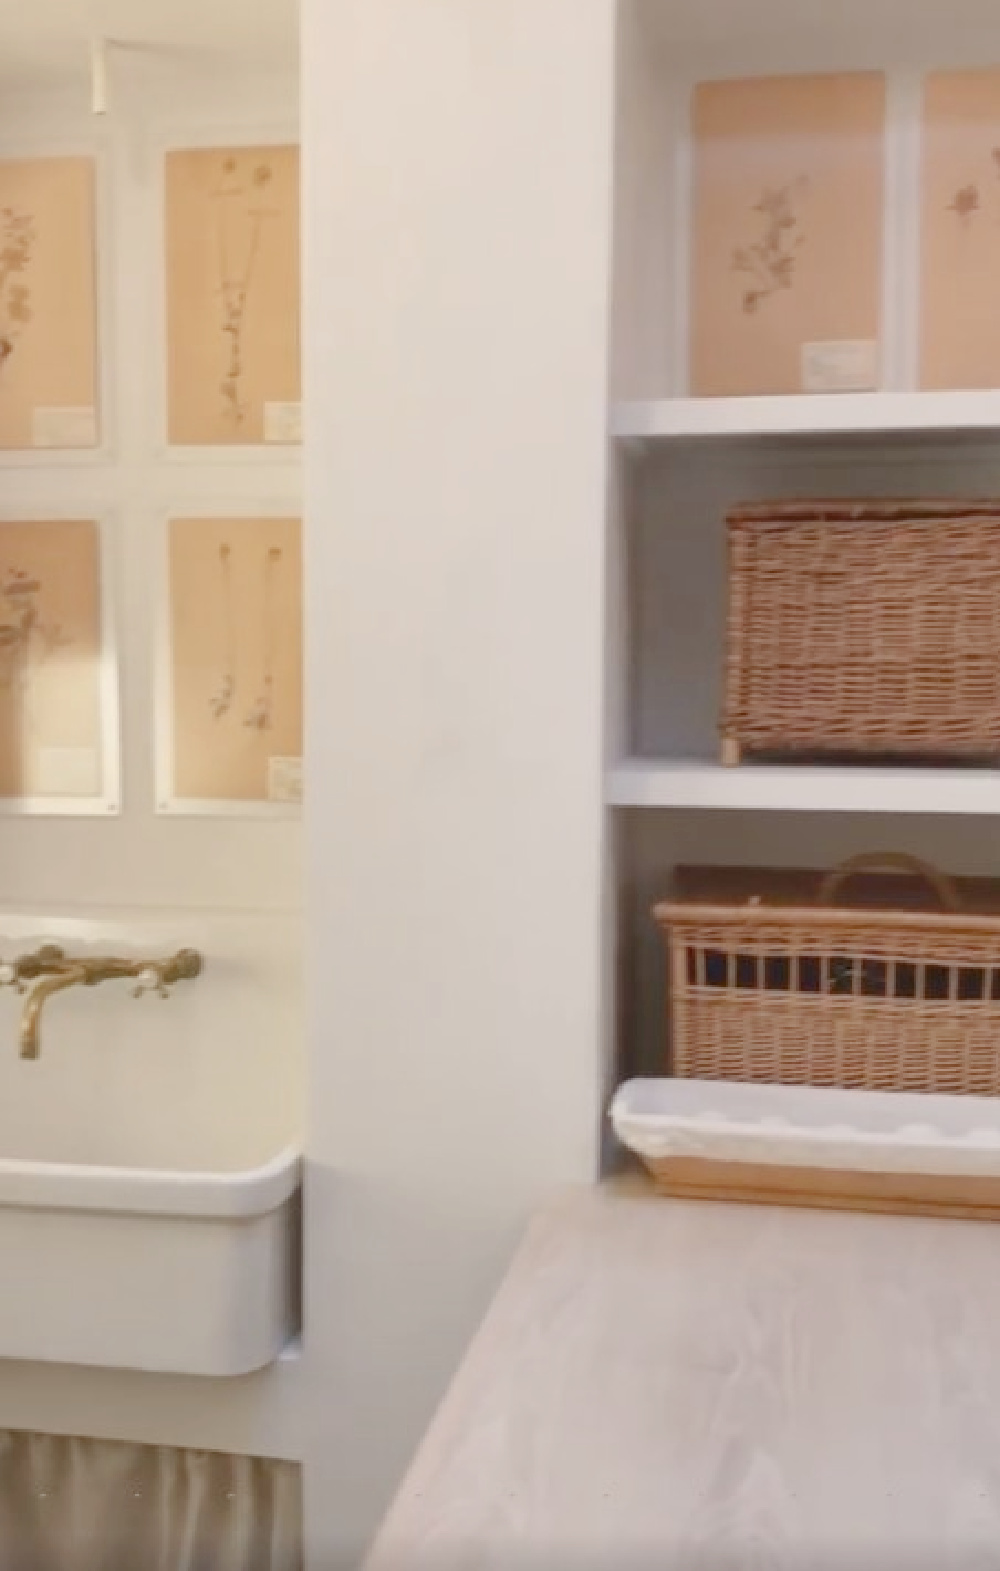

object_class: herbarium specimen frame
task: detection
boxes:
[920,67,1000,390]
[160,515,302,812]
[164,144,300,447]
[0,156,99,451]
[688,72,886,397]
[0,516,118,812]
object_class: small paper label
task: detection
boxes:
[801,341,878,394]
[33,747,101,797]
[264,401,302,444]
[32,406,98,449]
[268,756,302,804]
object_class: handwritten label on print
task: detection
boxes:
[264,400,302,444]
[33,746,101,798]
[32,406,98,449]
[801,340,878,393]
[268,755,302,804]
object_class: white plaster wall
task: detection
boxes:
[0,7,619,1545]
[0,67,303,1137]
[302,0,617,1557]
[0,63,305,1462]
[0,66,302,917]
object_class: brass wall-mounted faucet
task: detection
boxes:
[0,945,204,1059]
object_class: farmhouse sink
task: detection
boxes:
[0,911,303,1375]
[0,1144,301,1375]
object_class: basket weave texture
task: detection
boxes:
[656,857,1000,1097]
[721,499,1000,759]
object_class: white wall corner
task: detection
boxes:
[302,0,618,1559]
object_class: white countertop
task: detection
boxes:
[367,1175,1000,1567]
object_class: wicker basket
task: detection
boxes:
[655,854,1000,1096]
[720,498,1000,764]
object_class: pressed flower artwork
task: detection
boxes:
[0,520,104,799]
[165,145,300,445]
[731,179,808,316]
[0,159,98,450]
[0,209,36,373]
[166,517,302,803]
[920,69,1000,389]
[689,73,885,396]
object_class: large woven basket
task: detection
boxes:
[721,498,1000,764]
[655,854,1000,1096]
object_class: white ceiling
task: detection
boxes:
[0,0,298,88]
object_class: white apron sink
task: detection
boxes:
[0,1146,301,1375]
[0,911,303,1376]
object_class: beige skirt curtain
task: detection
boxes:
[0,1431,301,1571]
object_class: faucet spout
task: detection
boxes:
[20,967,88,1060]
[8,945,204,1059]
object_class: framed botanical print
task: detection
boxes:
[0,517,118,811]
[164,144,300,446]
[689,73,886,397]
[920,68,1000,389]
[0,157,99,450]
[160,514,302,812]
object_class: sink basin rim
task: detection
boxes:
[0,1144,301,1219]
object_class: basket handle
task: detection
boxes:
[818,852,960,912]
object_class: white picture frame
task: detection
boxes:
[154,502,302,819]
[145,116,301,466]
[0,127,115,469]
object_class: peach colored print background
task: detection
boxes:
[920,69,1000,390]
[690,74,885,397]
[0,520,103,799]
[165,145,300,446]
[169,517,302,801]
[0,158,98,450]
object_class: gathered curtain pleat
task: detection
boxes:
[0,1430,301,1571]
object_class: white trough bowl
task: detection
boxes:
[0,1146,301,1375]
[0,911,303,1375]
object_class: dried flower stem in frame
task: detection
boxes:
[208,543,236,719]
[243,545,281,732]
[731,178,808,315]
[213,158,277,427]
[0,207,36,375]
[0,563,66,740]
[947,146,1000,228]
